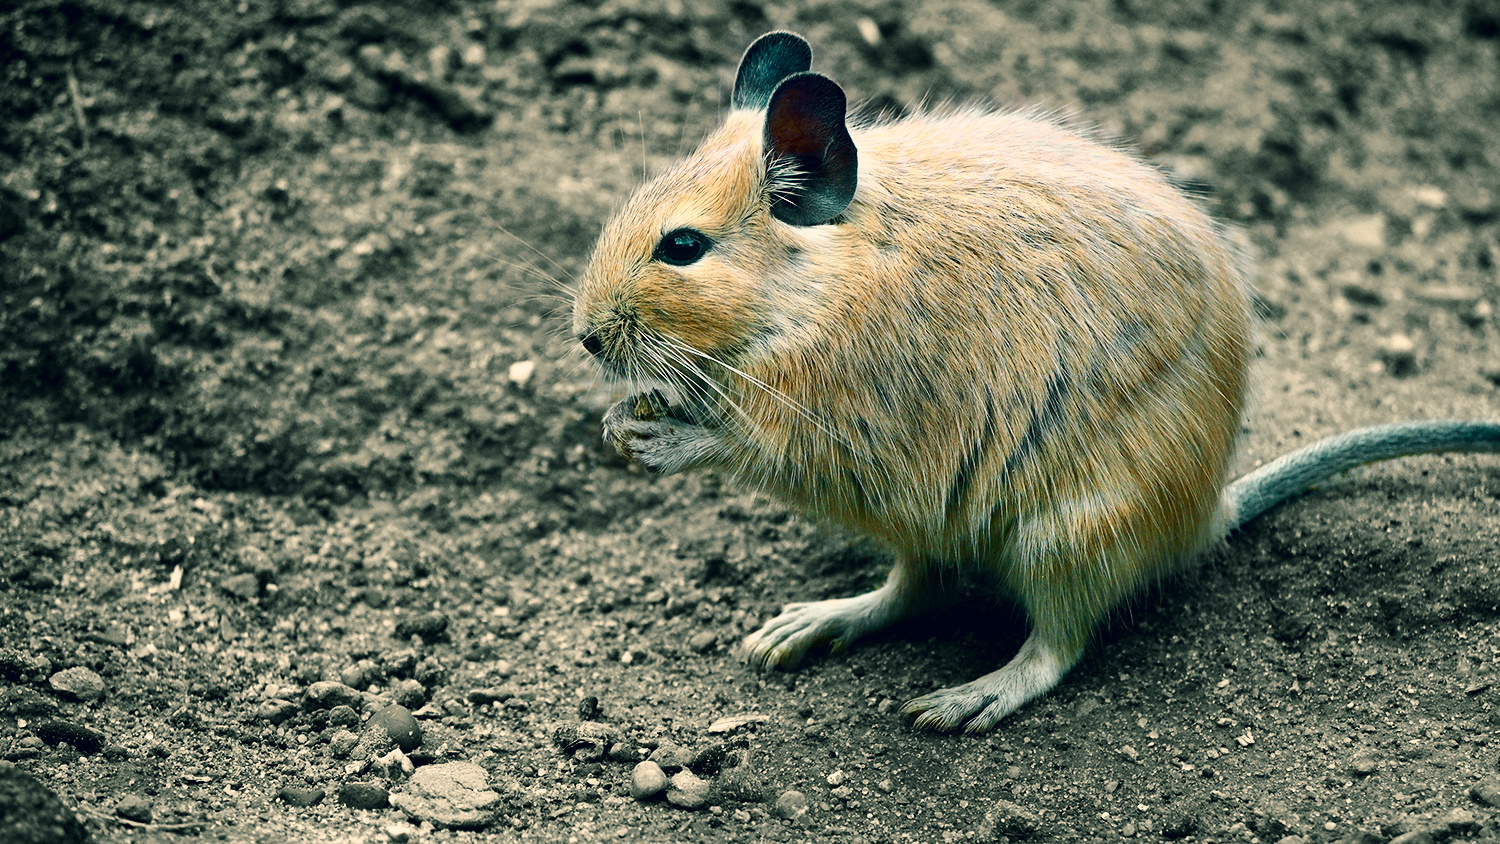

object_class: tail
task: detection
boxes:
[1224,419,1500,532]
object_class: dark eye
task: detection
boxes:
[654,228,712,266]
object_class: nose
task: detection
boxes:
[579,331,603,357]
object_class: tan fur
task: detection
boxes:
[575,82,1252,732]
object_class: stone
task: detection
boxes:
[218,572,260,600]
[689,742,730,776]
[33,719,105,754]
[1387,832,1434,844]
[1470,774,1500,807]
[114,794,152,824]
[369,704,422,752]
[276,785,326,807]
[772,790,808,820]
[48,667,105,703]
[0,762,90,843]
[648,741,691,772]
[629,760,667,801]
[666,770,710,810]
[303,681,362,711]
[338,781,390,810]
[388,762,501,829]
[256,699,299,724]
[393,612,449,643]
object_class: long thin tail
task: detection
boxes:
[1224,419,1500,531]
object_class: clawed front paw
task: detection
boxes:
[602,391,716,475]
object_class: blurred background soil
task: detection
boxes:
[1,1,1499,841]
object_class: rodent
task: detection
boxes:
[570,31,1500,733]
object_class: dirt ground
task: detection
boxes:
[2,1,1500,842]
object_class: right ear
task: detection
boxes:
[764,73,858,226]
[732,31,812,111]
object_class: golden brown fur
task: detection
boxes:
[573,37,1252,732]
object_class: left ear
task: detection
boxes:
[764,72,858,226]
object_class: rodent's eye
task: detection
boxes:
[654,228,713,266]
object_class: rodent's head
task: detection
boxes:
[572,32,857,403]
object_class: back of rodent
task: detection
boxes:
[733,104,1256,566]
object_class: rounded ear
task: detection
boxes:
[764,73,858,226]
[732,31,812,111]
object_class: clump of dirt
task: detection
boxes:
[2,1,1499,842]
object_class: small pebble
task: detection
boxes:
[1387,832,1434,844]
[550,721,616,761]
[1349,755,1379,776]
[114,794,152,824]
[328,728,360,759]
[826,769,845,787]
[772,790,808,820]
[508,360,535,386]
[327,704,360,728]
[648,741,691,772]
[338,781,390,810]
[385,823,420,843]
[393,612,449,643]
[687,631,717,653]
[218,572,260,600]
[276,785,326,807]
[1377,334,1418,376]
[630,760,668,801]
[303,681,362,711]
[370,704,423,752]
[390,679,427,709]
[48,667,105,703]
[689,743,729,776]
[666,770,710,810]
[257,699,299,724]
[1470,774,1500,807]
[33,719,106,755]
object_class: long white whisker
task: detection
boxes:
[661,337,852,449]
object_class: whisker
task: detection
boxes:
[661,338,852,449]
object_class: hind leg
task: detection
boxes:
[743,556,951,669]
[903,495,1144,733]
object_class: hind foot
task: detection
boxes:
[902,633,1076,734]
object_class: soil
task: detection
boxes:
[2,1,1500,842]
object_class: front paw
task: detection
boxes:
[602,391,718,474]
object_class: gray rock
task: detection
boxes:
[48,667,105,703]
[393,612,449,643]
[772,789,808,820]
[327,704,360,728]
[389,679,427,710]
[666,770,710,810]
[114,794,152,824]
[276,785,325,807]
[304,681,363,711]
[256,699,299,724]
[1471,774,1500,807]
[369,704,422,752]
[388,761,500,829]
[0,762,90,843]
[629,760,667,801]
[33,719,105,755]
[648,741,691,772]
[1387,832,1434,844]
[328,729,359,759]
[219,572,260,600]
[338,781,390,810]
